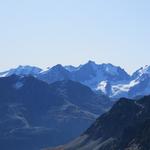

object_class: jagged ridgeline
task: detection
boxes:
[48,95,150,150]
[1,61,150,150]
[1,61,150,99]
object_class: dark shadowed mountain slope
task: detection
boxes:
[48,80,111,114]
[0,75,112,150]
[48,96,150,150]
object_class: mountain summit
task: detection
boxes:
[0,65,42,77]
[1,62,150,99]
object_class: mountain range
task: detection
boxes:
[1,61,150,99]
[1,61,150,150]
[0,75,112,150]
[47,95,150,150]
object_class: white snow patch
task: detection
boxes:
[0,71,10,77]
[96,81,108,94]
[110,79,139,98]
[14,82,24,89]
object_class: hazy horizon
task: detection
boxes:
[0,0,150,73]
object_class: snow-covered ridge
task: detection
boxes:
[0,65,42,77]
[0,62,150,99]
[64,65,82,72]
[132,65,150,79]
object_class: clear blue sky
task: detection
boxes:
[0,0,150,73]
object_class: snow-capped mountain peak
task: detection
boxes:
[139,65,150,74]
[132,65,150,79]
[64,65,82,72]
[1,62,150,100]
[41,64,69,74]
[0,65,42,77]
[64,65,77,72]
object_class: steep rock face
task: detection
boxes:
[0,75,112,150]
[48,96,150,150]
